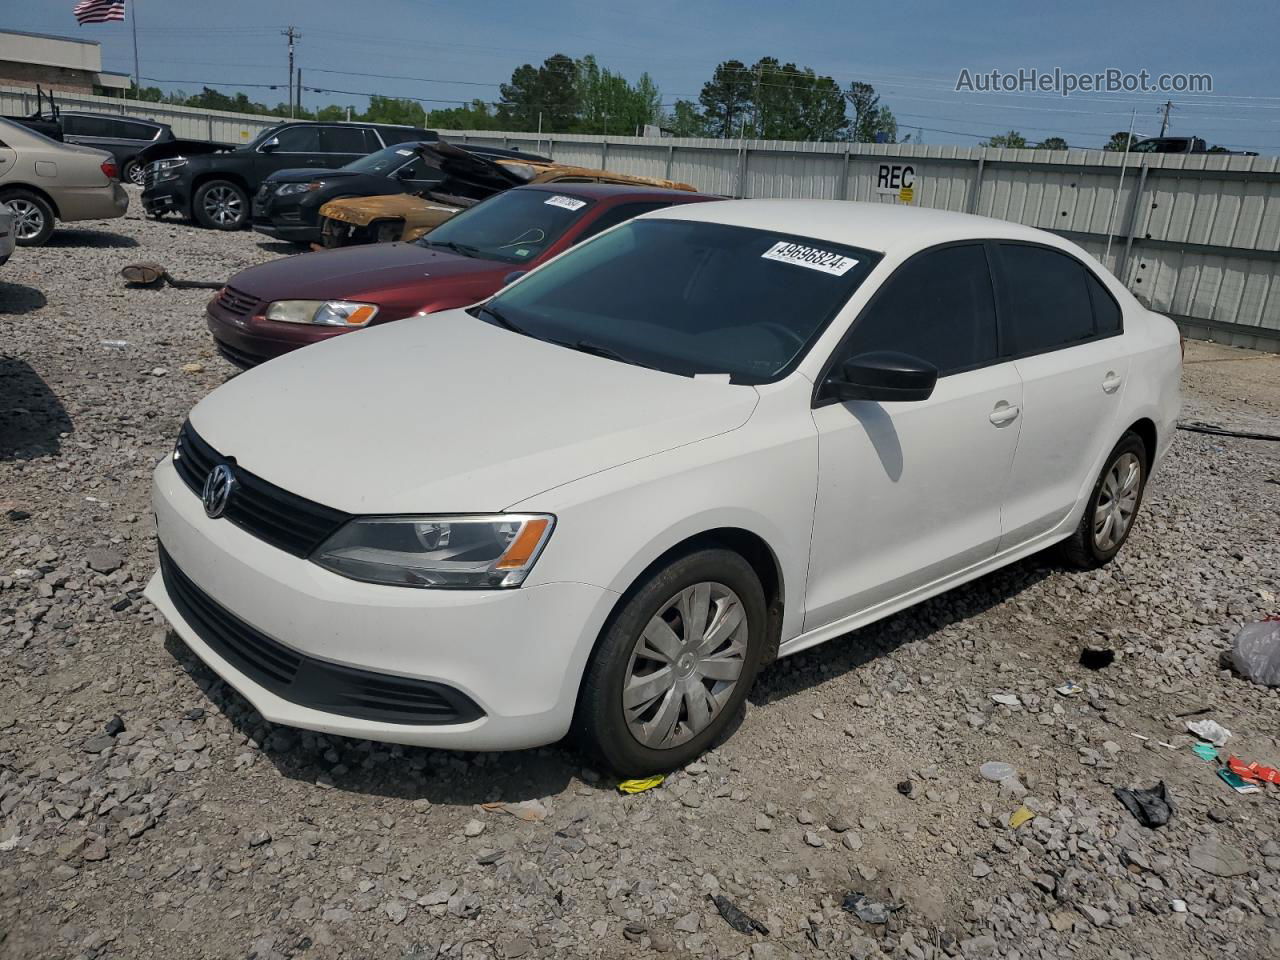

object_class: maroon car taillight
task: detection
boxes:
[101,160,119,180]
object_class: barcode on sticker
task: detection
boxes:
[761,241,858,276]
[545,195,586,211]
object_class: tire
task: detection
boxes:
[193,180,249,230]
[1060,431,1149,569]
[372,219,403,244]
[122,159,145,187]
[0,189,56,247]
[574,548,768,775]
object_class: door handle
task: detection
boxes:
[1102,372,1123,394]
[989,402,1020,426]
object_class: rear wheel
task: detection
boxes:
[122,159,145,186]
[1061,432,1148,568]
[193,180,249,230]
[1,189,56,247]
[574,548,768,775]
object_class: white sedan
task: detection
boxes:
[146,200,1182,773]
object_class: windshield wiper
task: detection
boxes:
[478,303,529,335]
[562,339,656,370]
[423,239,482,258]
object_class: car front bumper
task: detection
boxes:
[142,181,189,216]
[206,300,358,368]
[144,456,616,750]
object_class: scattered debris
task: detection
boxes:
[1231,618,1280,688]
[991,692,1021,707]
[1217,769,1263,795]
[1187,718,1232,747]
[1008,806,1035,829]
[104,715,125,737]
[708,894,768,935]
[180,362,205,374]
[1171,899,1187,913]
[100,339,129,350]
[840,892,897,924]
[1225,755,1280,785]
[479,799,548,822]
[1079,647,1115,670]
[1192,743,1219,762]
[5,509,31,522]
[979,761,1016,783]
[617,775,664,794]
[121,262,224,290]
[1114,781,1174,828]
[896,780,917,798]
[1054,681,1083,697]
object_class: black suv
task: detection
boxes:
[141,121,434,230]
[252,141,549,245]
[60,113,175,185]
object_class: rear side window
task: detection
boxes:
[1086,270,1123,336]
[379,128,429,145]
[842,243,998,375]
[112,119,159,140]
[322,126,373,154]
[997,244,1094,354]
[273,126,322,152]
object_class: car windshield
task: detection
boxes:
[241,124,287,151]
[416,189,593,264]
[481,218,880,384]
[344,144,420,175]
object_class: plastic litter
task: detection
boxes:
[1218,769,1263,795]
[1079,647,1115,670]
[1225,755,1280,786]
[979,761,1017,782]
[1231,618,1280,688]
[708,894,769,935]
[840,892,897,924]
[1114,781,1174,828]
[1009,806,1035,829]
[1187,718,1232,747]
[100,339,129,349]
[991,693,1021,707]
[1192,743,1220,763]
[617,775,665,794]
[479,799,548,822]
[1055,681,1083,697]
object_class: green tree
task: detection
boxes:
[1037,136,1069,150]
[867,106,898,143]
[363,95,426,127]
[1103,130,1135,151]
[666,100,706,137]
[498,53,578,131]
[844,81,879,142]
[983,130,1028,148]
[314,104,350,122]
[428,100,504,131]
[699,60,752,138]
[575,56,661,134]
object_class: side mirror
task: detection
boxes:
[823,351,938,403]
[502,270,528,287]
[260,137,280,153]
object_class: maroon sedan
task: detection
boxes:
[207,182,716,367]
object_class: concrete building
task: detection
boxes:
[0,29,132,95]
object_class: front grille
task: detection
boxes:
[159,546,482,725]
[173,421,351,558]
[213,285,262,318]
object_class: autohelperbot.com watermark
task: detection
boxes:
[956,68,1213,97]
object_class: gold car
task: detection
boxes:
[318,143,695,248]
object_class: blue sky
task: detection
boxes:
[8,0,1280,151]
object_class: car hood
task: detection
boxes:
[227,241,507,301]
[189,310,759,514]
[323,193,458,225]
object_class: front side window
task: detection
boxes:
[271,126,322,153]
[416,189,595,264]
[997,243,1095,355]
[483,218,880,383]
[841,244,998,375]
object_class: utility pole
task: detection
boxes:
[282,26,301,119]
[295,68,302,118]
[1158,100,1174,137]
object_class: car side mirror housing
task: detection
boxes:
[823,351,938,403]
[260,137,280,153]
[502,270,528,287]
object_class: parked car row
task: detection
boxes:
[143,180,1182,773]
[0,117,129,246]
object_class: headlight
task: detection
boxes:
[150,157,187,182]
[313,514,555,589]
[276,181,321,196]
[265,299,378,326]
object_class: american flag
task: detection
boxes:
[74,0,126,25]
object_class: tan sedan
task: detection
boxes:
[0,117,128,246]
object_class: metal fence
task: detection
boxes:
[444,130,1280,353]
[1,82,1277,351]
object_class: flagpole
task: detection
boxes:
[130,0,140,98]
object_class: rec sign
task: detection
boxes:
[875,163,917,203]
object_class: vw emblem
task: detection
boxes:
[202,463,236,519]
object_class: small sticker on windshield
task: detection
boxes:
[545,195,587,211]
[761,241,858,276]
[395,149,414,156]
[514,248,531,257]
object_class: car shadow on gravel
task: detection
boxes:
[43,229,139,249]
[255,240,309,255]
[0,282,47,316]
[162,631,581,804]
[0,356,71,459]
[751,554,1055,707]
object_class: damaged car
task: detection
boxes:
[317,139,696,248]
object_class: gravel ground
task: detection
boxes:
[1,196,1279,960]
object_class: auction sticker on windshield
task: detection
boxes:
[761,241,859,276]
[545,195,587,211]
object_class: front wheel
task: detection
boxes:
[122,159,146,186]
[574,548,768,775]
[1061,432,1148,568]
[193,180,249,230]
[1,189,56,246]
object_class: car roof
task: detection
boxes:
[646,198,1063,255]
[518,181,711,203]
